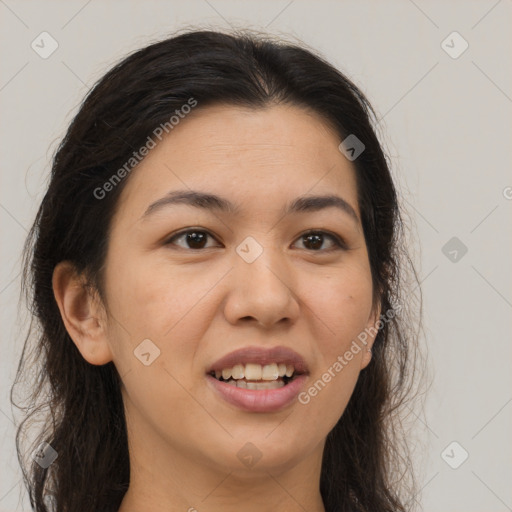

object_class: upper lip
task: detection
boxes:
[207,345,309,375]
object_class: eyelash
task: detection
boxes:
[164,228,347,253]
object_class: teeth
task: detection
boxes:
[244,363,262,380]
[246,380,284,390]
[262,363,279,380]
[213,362,297,381]
[231,364,244,379]
[220,379,285,390]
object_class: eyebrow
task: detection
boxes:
[141,190,360,225]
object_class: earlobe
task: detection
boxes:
[52,261,113,366]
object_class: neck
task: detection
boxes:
[117,431,326,512]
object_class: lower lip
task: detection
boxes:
[206,374,308,413]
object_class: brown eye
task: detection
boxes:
[165,229,218,250]
[164,228,346,252]
[294,230,346,252]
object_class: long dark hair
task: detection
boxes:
[11,28,427,512]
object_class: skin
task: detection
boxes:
[53,103,381,512]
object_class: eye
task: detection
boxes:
[164,229,219,250]
[293,230,347,252]
[165,228,347,252]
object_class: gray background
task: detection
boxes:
[1,1,511,511]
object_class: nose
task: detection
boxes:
[223,244,300,329]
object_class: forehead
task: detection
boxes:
[114,103,360,223]
[170,103,341,159]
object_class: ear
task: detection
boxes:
[52,261,113,366]
[359,300,382,370]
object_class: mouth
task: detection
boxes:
[206,345,309,386]
[205,345,309,412]
[208,362,304,390]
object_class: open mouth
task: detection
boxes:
[207,363,303,390]
[208,372,299,389]
[206,357,309,412]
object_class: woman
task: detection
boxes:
[12,29,425,512]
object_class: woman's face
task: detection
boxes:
[89,104,379,477]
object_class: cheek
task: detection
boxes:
[311,267,374,353]
[105,251,212,335]
[103,253,221,381]
[297,273,372,433]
